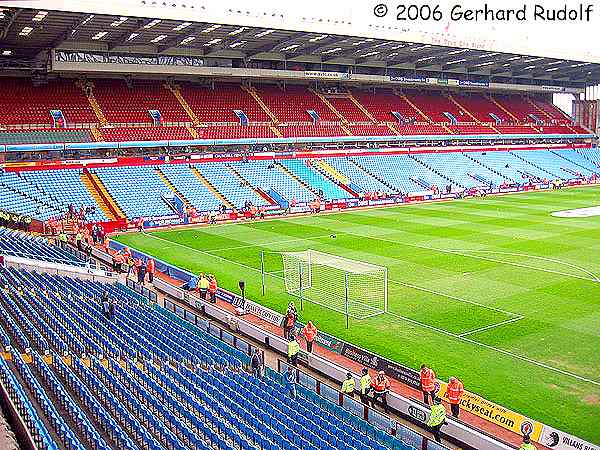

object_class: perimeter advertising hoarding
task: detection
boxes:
[436,382,543,441]
[538,425,600,450]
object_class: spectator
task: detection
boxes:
[198,273,209,301]
[250,348,262,378]
[359,368,372,405]
[420,364,437,405]
[302,321,318,353]
[287,335,300,367]
[75,230,83,251]
[146,258,156,283]
[108,298,116,320]
[284,366,297,398]
[427,396,447,443]
[102,294,111,319]
[370,371,391,412]
[208,274,218,304]
[126,257,135,278]
[341,372,356,398]
[446,377,464,418]
[136,258,146,284]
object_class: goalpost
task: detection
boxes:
[268,249,387,321]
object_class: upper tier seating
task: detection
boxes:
[403,92,462,123]
[279,124,350,138]
[181,83,270,123]
[0,265,417,450]
[449,125,498,135]
[257,86,338,123]
[0,78,96,126]
[531,99,569,122]
[495,125,540,135]
[20,169,108,222]
[450,94,510,123]
[395,124,450,135]
[352,90,419,123]
[492,95,541,123]
[325,97,371,122]
[349,125,396,136]
[102,126,193,142]
[198,125,276,139]
[94,166,173,218]
[0,227,86,265]
[92,79,190,124]
[0,129,92,145]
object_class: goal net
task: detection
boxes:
[280,250,387,320]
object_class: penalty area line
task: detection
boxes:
[457,316,525,337]
[139,232,600,387]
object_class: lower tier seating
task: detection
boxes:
[0,266,418,450]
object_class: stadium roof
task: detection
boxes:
[1,5,599,85]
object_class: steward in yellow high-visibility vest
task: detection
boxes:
[287,337,300,367]
[359,368,372,405]
[427,397,447,443]
[341,373,355,397]
[519,435,537,450]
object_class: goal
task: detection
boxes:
[280,250,387,320]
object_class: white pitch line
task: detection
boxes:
[385,311,600,387]
[139,231,600,387]
[458,316,525,337]
[387,278,520,317]
[333,229,600,283]
[205,234,334,253]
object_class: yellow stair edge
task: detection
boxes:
[166,84,202,127]
[156,167,191,207]
[395,90,431,122]
[186,125,199,139]
[190,166,234,209]
[90,172,126,219]
[386,122,401,135]
[347,93,378,124]
[313,159,351,185]
[242,86,280,124]
[309,89,349,125]
[489,95,519,122]
[448,95,480,123]
[91,126,104,142]
[269,125,283,137]
[81,173,117,221]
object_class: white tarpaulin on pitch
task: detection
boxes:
[552,206,600,218]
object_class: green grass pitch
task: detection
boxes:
[115,187,600,442]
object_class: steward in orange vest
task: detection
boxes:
[302,321,318,353]
[146,258,155,283]
[446,377,464,418]
[370,371,391,412]
[208,276,218,303]
[420,364,437,405]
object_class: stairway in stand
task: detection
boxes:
[190,167,235,209]
[155,167,192,207]
[226,165,278,205]
[80,170,125,220]
[78,81,108,127]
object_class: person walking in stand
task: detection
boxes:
[284,366,296,398]
[359,368,371,405]
[446,377,464,418]
[146,258,155,283]
[370,371,391,412]
[287,335,300,367]
[198,273,209,301]
[136,258,146,284]
[427,396,447,443]
[302,321,318,353]
[250,348,262,378]
[283,306,297,340]
[208,275,218,304]
[341,372,356,398]
[420,364,437,405]
[519,435,537,450]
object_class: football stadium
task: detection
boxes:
[0,1,599,449]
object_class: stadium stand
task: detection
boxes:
[0,227,86,265]
[0,129,93,145]
[0,265,421,450]
[101,126,193,142]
